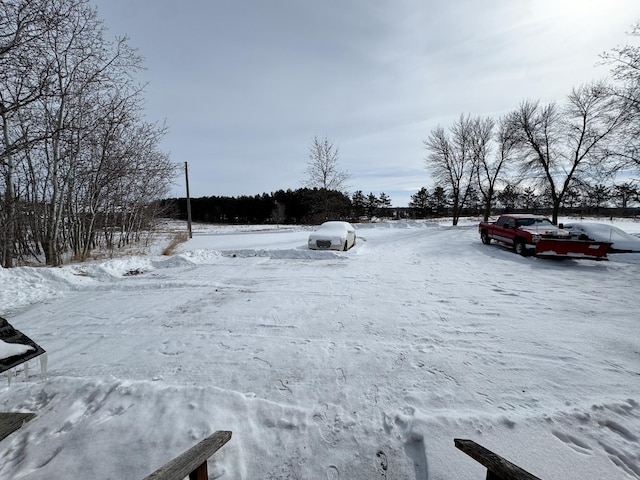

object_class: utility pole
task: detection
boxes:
[184,161,193,238]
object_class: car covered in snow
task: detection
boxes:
[308,221,356,251]
[560,222,640,253]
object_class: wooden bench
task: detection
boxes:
[454,439,542,480]
[144,430,232,480]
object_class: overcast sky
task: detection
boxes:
[90,0,639,207]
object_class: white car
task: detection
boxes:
[308,221,356,251]
[561,222,640,253]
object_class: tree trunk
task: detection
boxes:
[1,106,15,268]
[551,201,560,225]
[483,202,492,222]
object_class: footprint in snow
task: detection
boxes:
[375,450,388,478]
[276,379,292,397]
[326,465,340,479]
[253,356,272,368]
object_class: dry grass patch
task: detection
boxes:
[162,232,189,256]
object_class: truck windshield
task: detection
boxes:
[517,218,554,228]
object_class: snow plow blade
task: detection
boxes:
[535,239,611,259]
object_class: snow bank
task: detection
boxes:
[0,219,639,479]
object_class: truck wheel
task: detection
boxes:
[481,231,491,245]
[513,239,527,256]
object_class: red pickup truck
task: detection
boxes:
[478,214,611,259]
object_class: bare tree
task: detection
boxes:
[305,135,350,219]
[602,22,640,83]
[71,93,173,260]
[1,0,175,267]
[613,181,638,210]
[474,116,517,221]
[507,82,626,223]
[601,22,640,168]
[305,135,349,191]
[0,0,52,267]
[424,114,477,225]
[34,1,147,265]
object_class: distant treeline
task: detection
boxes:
[163,188,354,225]
[163,181,640,226]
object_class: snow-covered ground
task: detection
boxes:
[1,218,639,479]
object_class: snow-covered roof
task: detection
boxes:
[500,213,548,219]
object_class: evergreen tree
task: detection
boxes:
[409,187,430,218]
[430,186,449,215]
[365,192,380,219]
[378,192,392,217]
[351,190,366,218]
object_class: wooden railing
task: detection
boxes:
[145,433,539,479]
[454,438,542,480]
[144,430,232,480]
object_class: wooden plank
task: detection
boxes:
[0,412,36,442]
[454,439,542,480]
[189,462,207,480]
[144,430,232,480]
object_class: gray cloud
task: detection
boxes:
[92,0,640,206]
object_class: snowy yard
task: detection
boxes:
[1,218,639,479]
